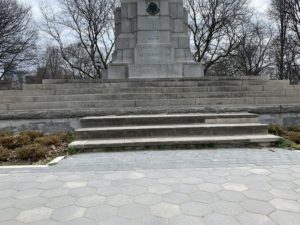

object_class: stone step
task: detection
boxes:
[68,134,281,150]
[3,96,300,111]
[42,76,270,84]
[0,89,56,97]
[0,104,296,120]
[80,113,258,128]
[0,90,299,103]
[56,85,300,94]
[23,80,290,90]
[76,123,268,139]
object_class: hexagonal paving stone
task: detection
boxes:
[149,184,172,194]
[29,220,61,225]
[64,218,97,225]
[132,215,168,225]
[75,195,105,207]
[15,189,42,200]
[103,172,124,180]
[250,169,271,175]
[211,201,244,216]
[124,172,145,180]
[190,191,219,204]
[171,184,198,194]
[241,199,275,215]
[69,187,96,197]
[107,194,133,206]
[39,181,63,190]
[135,193,162,205]
[169,215,205,225]
[151,202,181,218]
[40,187,69,198]
[203,213,240,225]
[217,190,246,202]
[64,181,87,189]
[158,177,181,185]
[182,177,204,185]
[162,192,190,204]
[46,196,76,209]
[51,206,86,222]
[268,180,297,190]
[270,210,300,225]
[243,190,274,201]
[181,202,212,217]
[237,212,277,225]
[15,197,48,210]
[270,198,300,213]
[16,207,53,223]
[36,175,58,183]
[85,205,118,221]
[222,183,248,192]
[96,186,120,196]
[98,216,132,225]
[119,203,150,219]
[121,185,147,195]
[270,189,300,201]
[197,183,223,193]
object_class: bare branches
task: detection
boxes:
[40,0,117,79]
[186,0,250,74]
[0,0,37,80]
[234,20,274,76]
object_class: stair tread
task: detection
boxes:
[81,113,257,120]
[69,134,280,147]
[76,123,267,132]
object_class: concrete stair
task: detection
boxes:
[69,113,281,151]
[0,78,299,117]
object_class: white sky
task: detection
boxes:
[20,0,271,18]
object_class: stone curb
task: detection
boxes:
[0,156,66,169]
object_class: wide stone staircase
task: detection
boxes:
[69,113,280,151]
[0,77,298,118]
[1,76,297,149]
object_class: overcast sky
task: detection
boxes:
[20,0,271,18]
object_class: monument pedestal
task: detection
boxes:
[108,0,204,79]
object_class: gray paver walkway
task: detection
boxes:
[1,148,300,225]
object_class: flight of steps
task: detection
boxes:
[0,77,299,118]
[68,113,281,151]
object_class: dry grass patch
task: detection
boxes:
[0,131,73,165]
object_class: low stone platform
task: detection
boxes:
[69,113,280,151]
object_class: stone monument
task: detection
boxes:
[108,0,204,79]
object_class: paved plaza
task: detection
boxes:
[1,148,300,225]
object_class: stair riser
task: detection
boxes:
[5,96,300,111]
[76,126,268,139]
[24,84,297,94]
[1,90,299,103]
[20,81,261,90]
[80,117,258,128]
[23,80,290,90]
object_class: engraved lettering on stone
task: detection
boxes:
[148,31,160,41]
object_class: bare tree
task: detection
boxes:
[286,0,300,41]
[186,0,250,74]
[36,46,72,81]
[0,0,37,80]
[269,0,289,80]
[40,0,117,79]
[234,20,273,76]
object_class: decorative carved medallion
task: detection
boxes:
[147,2,160,15]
